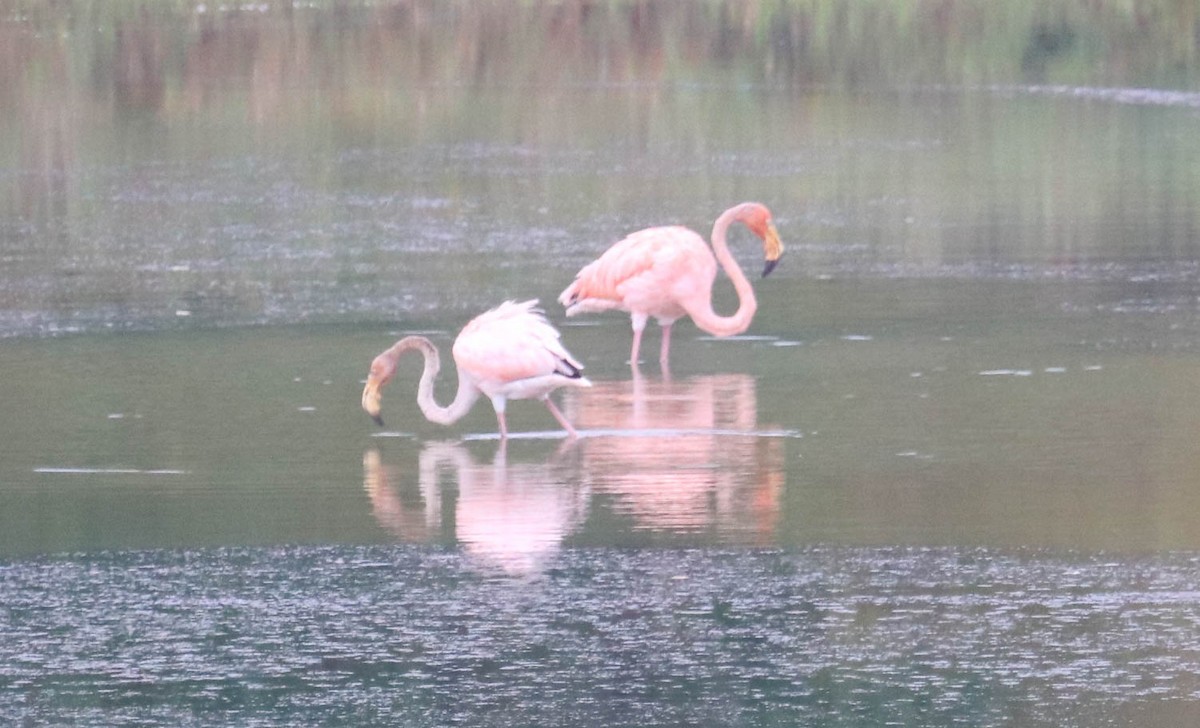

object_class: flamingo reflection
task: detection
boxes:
[363,444,586,576]
[363,372,788,564]
[563,372,785,543]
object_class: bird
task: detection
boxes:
[558,202,784,369]
[361,300,592,438]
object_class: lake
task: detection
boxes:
[3,1,1200,725]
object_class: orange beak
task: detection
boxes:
[761,222,784,278]
[362,374,386,427]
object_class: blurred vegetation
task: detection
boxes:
[2,0,1199,333]
[2,0,1197,125]
[4,0,1197,218]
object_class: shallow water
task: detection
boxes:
[6,285,1200,559]
[4,1,1200,725]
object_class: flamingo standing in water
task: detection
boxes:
[361,300,591,438]
[558,202,784,368]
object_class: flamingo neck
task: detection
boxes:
[688,205,758,337]
[390,337,480,426]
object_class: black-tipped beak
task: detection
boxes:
[761,223,784,278]
[362,376,386,428]
[762,257,780,278]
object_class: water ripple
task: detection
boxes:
[2,546,1198,726]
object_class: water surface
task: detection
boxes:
[5,546,1200,726]
[4,1,1200,725]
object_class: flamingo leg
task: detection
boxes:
[495,411,509,439]
[543,398,579,438]
[630,313,648,365]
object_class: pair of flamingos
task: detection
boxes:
[361,202,784,438]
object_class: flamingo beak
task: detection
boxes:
[362,375,385,427]
[762,223,784,278]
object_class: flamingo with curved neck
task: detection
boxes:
[558,202,784,369]
[361,300,591,438]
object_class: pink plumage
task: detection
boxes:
[362,300,590,438]
[559,203,784,369]
[452,300,585,398]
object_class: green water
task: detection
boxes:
[6,280,1200,558]
[4,1,1200,725]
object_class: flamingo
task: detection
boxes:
[361,300,591,438]
[558,202,784,368]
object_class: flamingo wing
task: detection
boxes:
[452,300,583,390]
[560,226,716,316]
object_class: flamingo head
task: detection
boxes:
[362,350,398,426]
[737,203,784,278]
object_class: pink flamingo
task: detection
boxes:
[558,202,784,368]
[361,300,591,438]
